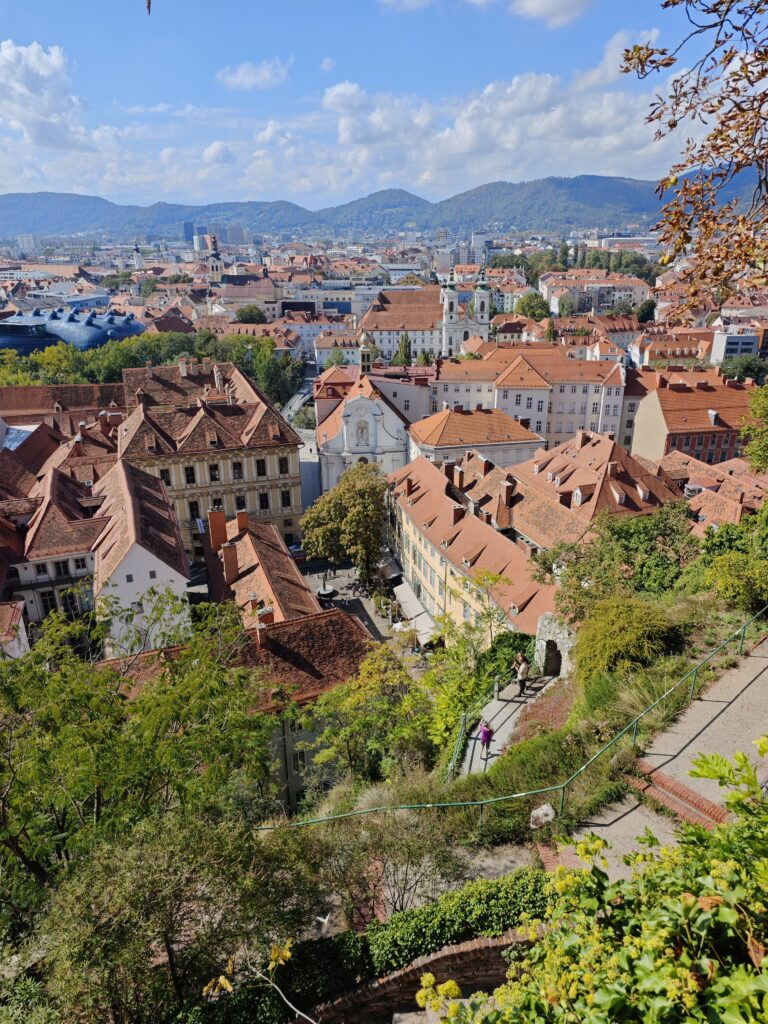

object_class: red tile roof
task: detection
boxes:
[410,407,539,448]
[507,430,680,550]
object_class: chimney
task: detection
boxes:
[454,404,464,413]
[213,363,224,392]
[189,357,198,376]
[606,461,617,478]
[179,356,188,378]
[708,409,718,425]
[519,417,531,430]
[502,480,513,506]
[443,460,455,480]
[253,623,268,648]
[607,431,615,441]
[202,356,212,368]
[221,541,239,585]
[236,509,250,531]
[453,465,465,489]
[207,508,227,553]
[575,429,588,448]
[451,506,465,525]
[404,477,413,497]
[258,606,275,625]
[476,403,484,412]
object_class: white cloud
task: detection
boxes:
[574,28,659,90]
[319,56,336,73]
[215,56,293,91]
[0,39,88,150]
[202,140,236,164]
[509,0,594,29]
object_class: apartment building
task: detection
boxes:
[505,431,679,553]
[630,370,756,464]
[429,349,626,447]
[387,457,555,638]
[539,269,651,314]
[118,358,302,559]
[0,460,188,645]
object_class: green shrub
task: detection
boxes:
[705,552,768,611]
[573,597,678,687]
[367,868,547,975]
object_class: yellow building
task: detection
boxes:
[387,456,555,639]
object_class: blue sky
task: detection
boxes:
[0,0,693,207]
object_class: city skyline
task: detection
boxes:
[0,0,696,207]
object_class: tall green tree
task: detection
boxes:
[515,292,550,320]
[392,333,412,367]
[534,504,700,624]
[308,645,434,784]
[743,386,768,473]
[301,463,386,579]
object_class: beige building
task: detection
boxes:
[118,358,303,560]
[628,368,755,466]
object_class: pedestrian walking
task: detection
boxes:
[516,653,530,696]
[479,720,494,759]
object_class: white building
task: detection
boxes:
[316,377,409,490]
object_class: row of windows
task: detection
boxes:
[169,456,291,488]
[187,489,293,520]
[13,556,89,582]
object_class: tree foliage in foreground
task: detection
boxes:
[420,737,768,1022]
[623,1,768,302]
[300,462,386,579]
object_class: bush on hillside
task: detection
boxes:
[705,552,768,612]
[573,597,679,687]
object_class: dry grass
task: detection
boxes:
[513,677,576,743]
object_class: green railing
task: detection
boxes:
[256,604,768,833]
[443,681,497,782]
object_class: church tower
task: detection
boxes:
[132,242,144,271]
[473,268,490,331]
[208,235,223,283]
[440,270,458,357]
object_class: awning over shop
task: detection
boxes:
[393,580,436,645]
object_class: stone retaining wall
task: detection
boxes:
[312,928,530,1023]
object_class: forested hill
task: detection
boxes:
[0,172,756,238]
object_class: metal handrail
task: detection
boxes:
[255,605,768,832]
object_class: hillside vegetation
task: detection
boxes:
[0,171,757,237]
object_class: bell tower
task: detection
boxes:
[441,270,458,356]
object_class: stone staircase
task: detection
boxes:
[624,759,730,830]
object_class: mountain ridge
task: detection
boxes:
[0,173,755,239]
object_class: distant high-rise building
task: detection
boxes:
[16,235,38,256]
[195,225,208,238]
[182,221,194,243]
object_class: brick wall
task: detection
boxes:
[312,928,531,1023]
